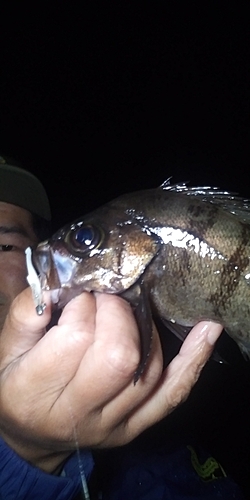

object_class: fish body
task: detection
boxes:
[33,181,250,381]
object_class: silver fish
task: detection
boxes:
[32,180,250,382]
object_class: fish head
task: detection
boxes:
[32,208,160,308]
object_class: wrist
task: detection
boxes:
[0,436,94,500]
[0,430,71,474]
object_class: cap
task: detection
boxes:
[0,155,51,221]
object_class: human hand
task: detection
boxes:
[0,288,222,474]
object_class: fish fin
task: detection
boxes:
[160,318,192,342]
[225,328,250,361]
[239,347,250,360]
[210,350,228,364]
[161,318,226,363]
[160,178,237,199]
[132,284,153,384]
[160,179,250,225]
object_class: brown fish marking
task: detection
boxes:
[166,246,191,288]
[187,203,219,240]
[210,223,250,314]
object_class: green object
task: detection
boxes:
[187,445,227,482]
[0,155,51,221]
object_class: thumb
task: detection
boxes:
[0,287,52,367]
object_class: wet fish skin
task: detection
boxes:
[33,183,250,381]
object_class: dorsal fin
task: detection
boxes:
[160,179,250,225]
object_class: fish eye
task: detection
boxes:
[66,224,102,254]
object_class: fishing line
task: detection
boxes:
[54,352,91,500]
[72,425,91,500]
[49,320,92,500]
[25,248,91,500]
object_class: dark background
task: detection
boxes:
[1,2,250,497]
[1,3,249,228]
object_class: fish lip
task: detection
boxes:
[32,243,61,291]
[33,241,51,271]
[33,242,81,297]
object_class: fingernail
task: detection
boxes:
[206,322,223,345]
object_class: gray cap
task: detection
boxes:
[0,155,51,221]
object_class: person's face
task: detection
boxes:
[0,202,38,331]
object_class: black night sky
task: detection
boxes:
[1,3,249,228]
[1,3,250,496]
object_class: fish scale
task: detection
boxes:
[31,182,250,381]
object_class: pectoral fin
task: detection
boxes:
[123,283,153,384]
[161,318,192,342]
[225,328,250,361]
[134,285,154,384]
[162,318,226,363]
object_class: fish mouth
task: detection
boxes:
[32,242,61,291]
[32,242,81,308]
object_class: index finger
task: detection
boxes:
[62,292,142,409]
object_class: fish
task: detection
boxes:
[32,179,250,382]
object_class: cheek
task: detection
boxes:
[7,272,28,297]
[0,307,8,333]
[0,271,28,334]
[0,254,28,300]
[0,254,29,331]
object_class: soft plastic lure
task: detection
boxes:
[25,246,46,315]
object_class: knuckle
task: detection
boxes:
[172,386,188,407]
[104,342,140,379]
